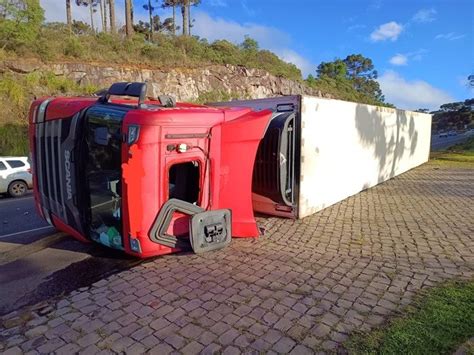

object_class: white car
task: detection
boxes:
[0,157,33,197]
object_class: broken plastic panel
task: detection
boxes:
[190,209,231,254]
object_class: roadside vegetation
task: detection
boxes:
[344,280,474,354]
[430,99,474,132]
[430,137,474,164]
[0,71,97,155]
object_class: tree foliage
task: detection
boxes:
[240,35,259,51]
[0,0,44,49]
[432,99,474,131]
[315,54,385,103]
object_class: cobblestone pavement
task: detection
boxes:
[1,162,473,354]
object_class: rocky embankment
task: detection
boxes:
[2,59,328,101]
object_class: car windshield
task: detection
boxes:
[84,106,125,250]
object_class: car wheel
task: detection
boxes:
[8,180,28,197]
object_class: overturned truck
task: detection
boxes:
[29,82,432,258]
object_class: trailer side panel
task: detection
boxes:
[298,96,432,218]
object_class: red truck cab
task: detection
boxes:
[28,82,276,258]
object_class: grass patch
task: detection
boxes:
[430,136,474,165]
[448,136,474,152]
[344,280,474,354]
[0,123,29,156]
[0,71,97,155]
[431,151,474,164]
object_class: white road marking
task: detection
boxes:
[0,226,55,239]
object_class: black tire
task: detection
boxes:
[8,180,28,197]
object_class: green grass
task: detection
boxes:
[0,70,98,155]
[344,280,474,354]
[448,136,474,152]
[0,123,29,156]
[430,137,474,165]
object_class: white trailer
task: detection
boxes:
[212,95,432,219]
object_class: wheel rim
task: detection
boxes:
[11,183,26,196]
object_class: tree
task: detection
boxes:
[432,99,474,131]
[124,0,133,37]
[134,14,174,38]
[66,0,72,29]
[316,54,384,102]
[0,0,45,49]
[76,0,99,31]
[108,0,116,32]
[316,59,347,79]
[468,74,474,87]
[178,0,198,36]
[188,0,199,35]
[240,35,259,51]
[162,0,179,35]
[142,0,156,39]
[100,0,107,32]
[180,0,188,35]
[71,19,92,34]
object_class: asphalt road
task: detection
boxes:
[431,130,474,151]
[0,193,141,315]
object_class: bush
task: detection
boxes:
[64,36,85,58]
[0,71,99,155]
[0,123,29,156]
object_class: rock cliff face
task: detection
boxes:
[2,60,327,101]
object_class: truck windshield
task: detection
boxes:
[84,105,125,250]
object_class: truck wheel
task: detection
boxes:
[8,180,27,197]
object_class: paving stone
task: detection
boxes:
[218,328,240,345]
[181,340,204,354]
[149,342,174,354]
[312,323,331,338]
[24,326,48,338]
[164,333,186,349]
[179,323,205,339]
[272,336,296,353]
[2,346,23,355]
[289,344,313,354]
[201,343,222,355]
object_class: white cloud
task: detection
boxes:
[435,32,466,41]
[370,21,403,42]
[389,54,407,66]
[192,11,314,76]
[192,11,290,46]
[378,70,454,110]
[388,49,427,66]
[412,8,437,23]
[275,49,314,77]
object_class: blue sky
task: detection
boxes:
[41,0,474,110]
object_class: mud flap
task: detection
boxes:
[189,210,232,254]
